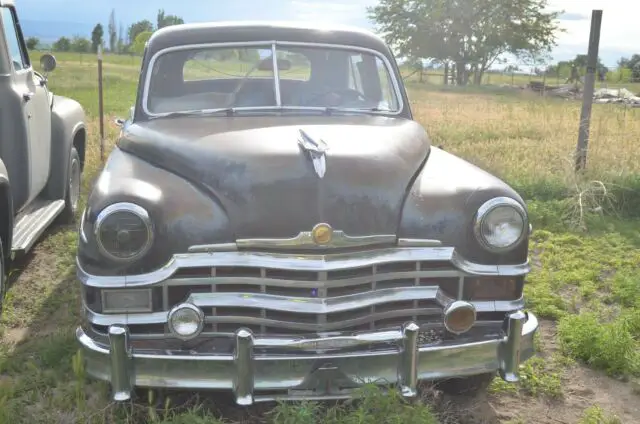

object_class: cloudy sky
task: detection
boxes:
[17,0,636,66]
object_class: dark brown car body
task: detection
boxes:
[76,21,538,405]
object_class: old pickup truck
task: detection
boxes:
[0,0,86,306]
[75,21,538,404]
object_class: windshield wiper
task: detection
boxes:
[152,108,237,119]
[321,106,391,115]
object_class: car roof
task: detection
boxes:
[145,21,392,58]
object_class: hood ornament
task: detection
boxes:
[298,129,329,178]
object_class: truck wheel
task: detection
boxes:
[434,372,495,396]
[60,146,81,224]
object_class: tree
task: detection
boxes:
[91,23,104,53]
[26,36,39,50]
[117,22,126,53]
[157,9,184,29]
[108,9,117,52]
[368,0,563,85]
[128,20,154,47]
[132,31,153,55]
[70,36,91,53]
[53,36,71,52]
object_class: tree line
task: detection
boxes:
[26,8,184,55]
[368,0,640,85]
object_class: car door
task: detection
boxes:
[1,6,51,206]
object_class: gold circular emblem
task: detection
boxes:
[312,223,333,245]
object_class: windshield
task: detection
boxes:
[144,43,401,115]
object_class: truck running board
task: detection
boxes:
[12,199,65,255]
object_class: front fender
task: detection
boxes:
[45,95,86,200]
[398,147,528,265]
[78,147,233,276]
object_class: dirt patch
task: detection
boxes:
[467,320,640,424]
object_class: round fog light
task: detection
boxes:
[168,304,204,340]
[443,301,476,334]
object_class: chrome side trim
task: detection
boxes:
[77,246,530,289]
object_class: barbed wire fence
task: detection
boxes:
[400,62,640,91]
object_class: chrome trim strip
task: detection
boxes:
[77,247,530,289]
[186,286,445,314]
[162,269,460,288]
[206,310,436,337]
[188,243,238,253]
[236,230,396,250]
[397,238,442,247]
[141,40,405,118]
[82,296,525,328]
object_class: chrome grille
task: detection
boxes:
[161,259,461,335]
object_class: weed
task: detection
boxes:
[578,405,622,424]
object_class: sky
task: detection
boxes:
[14,0,639,67]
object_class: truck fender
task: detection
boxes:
[45,95,86,201]
[0,159,14,260]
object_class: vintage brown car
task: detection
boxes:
[76,21,538,405]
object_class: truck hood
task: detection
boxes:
[118,115,430,239]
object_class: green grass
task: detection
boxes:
[1,50,639,423]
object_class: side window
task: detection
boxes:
[1,7,29,71]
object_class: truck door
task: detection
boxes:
[0,6,51,208]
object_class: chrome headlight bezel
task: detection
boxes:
[473,197,528,253]
[94,202,154,262]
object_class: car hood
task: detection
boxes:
[118,114,430,239]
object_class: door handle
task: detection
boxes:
[23,91,34,102]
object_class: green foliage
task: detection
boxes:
[132,31,153,55]
[579,406,622,424]
[269,385,438,424]
[26,36,39,50]
[91,23,104,53]
[157,9,184,29]
[368,0,563,85]
[128,19,154,46]
[52,36,71,52]
[558,310,640,377]
[70,36,91,53]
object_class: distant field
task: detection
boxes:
[0,50,638,424]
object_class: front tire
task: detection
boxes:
[60,146,81,224]
[434,372,495,396]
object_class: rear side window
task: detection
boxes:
[1,7,29,71]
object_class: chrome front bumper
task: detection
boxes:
[77,310,538,405]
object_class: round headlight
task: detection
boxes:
[474,197,527,252]
[94,202,153,261]
[168,303,204,340]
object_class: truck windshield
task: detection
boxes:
[144,43,401,116]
